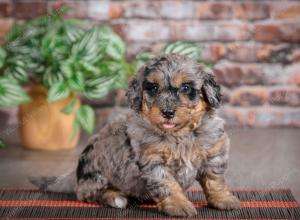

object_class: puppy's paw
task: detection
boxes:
[102,190,128,209]
[158,195,197,217]
[76,188,101,204]
[208,194,240,210]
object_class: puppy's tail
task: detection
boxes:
[29,171,76,193]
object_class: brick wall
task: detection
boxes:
[0,0,300,128]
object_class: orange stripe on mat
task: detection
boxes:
[8,218,292,220]
[0,201,298,208]
[3,218,292,220]
[0,201,100,207]
[141,201,300,208]
[0,188,291,192]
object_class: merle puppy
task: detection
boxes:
[31,54,240,217]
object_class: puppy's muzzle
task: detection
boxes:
[161,109,176,119]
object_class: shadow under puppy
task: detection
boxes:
[31,54,240,217]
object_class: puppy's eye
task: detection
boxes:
[145,83,159,95]
[180,84,191,94]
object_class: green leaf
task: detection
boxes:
[0,139,6,148]
[72,26,104,63]
[84,75,117,99]
[105,35,126,60]
[68,71,84,91]
[3,65,28,83]
[162,41,202,61]
[79,61,100,75]
[76,105,95,134]
[64,21,84,44]
[113,69,128,89]
[60,59,75,78]
[48,82,70,102]
[5,22,24,42]
[0,47,7,68]
[61,99,76,115]
[98,26,126,60]
[135,52,156,66]
[0,77,30,107]
[42,67,64,87]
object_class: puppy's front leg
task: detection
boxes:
[197,137,240,210]
[143,166,197,217]
[198,172,240,210]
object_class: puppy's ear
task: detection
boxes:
[126,76,143,112]
[201,72,221,108]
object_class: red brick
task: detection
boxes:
[269,87,300,107]
[109,3,123,19]
[151,43,167,54]
[214,63,264,87]
[249,108,300,128]
[88,1,109,20]
[287,49,300,63]
[214,43,298,65]
[262,64,287,85]
[255,23,281,43]
[225,43,296,63]
[178,21,251,42]
[220,106,300,128]
[48,1,88,19]
[287,63,300,85]
[0,18,12,39]
[219,106,248,127]
[202,43,226,63]
[110,23,126,42]
[271,1,300,19]
[256,44,295,63]
[160,0,193,19]
[230,87,268,106]
[120,20,172,42]
[195,2,232,20]
[14,1,47,19]
[126,42,153,60]
[255,21,300,43]
[0,1,12,17]
[123,1,160,18]
[88,1,122,20]
[233,2,269,20]
[226,43,259,62]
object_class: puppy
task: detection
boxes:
[31,54,240,217]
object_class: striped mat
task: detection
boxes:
[0,188,299,219]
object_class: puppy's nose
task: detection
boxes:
[161,109,176,119]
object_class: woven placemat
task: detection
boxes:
[0,188,299,219]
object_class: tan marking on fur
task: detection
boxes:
[141,100,163,129]
[192,144,208,162]
[175,100,207,135]
[146,71,163,84]
[142,144,187,169]
[101,189,127,208]
[206,136,226,159]
[142,145,171,163]
[190,100,207,129]
[102,189,124,201]
[142,92,207,137]
[198,172,240,210]
[157,181,197,217]
[171,72,194,88]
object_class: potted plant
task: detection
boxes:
[0,9,134,150]
[0,7,204,150]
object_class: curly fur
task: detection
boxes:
[31,54,240,217]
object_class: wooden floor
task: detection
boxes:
[0,117,299,202]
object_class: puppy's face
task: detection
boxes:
[127,54,221,134]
